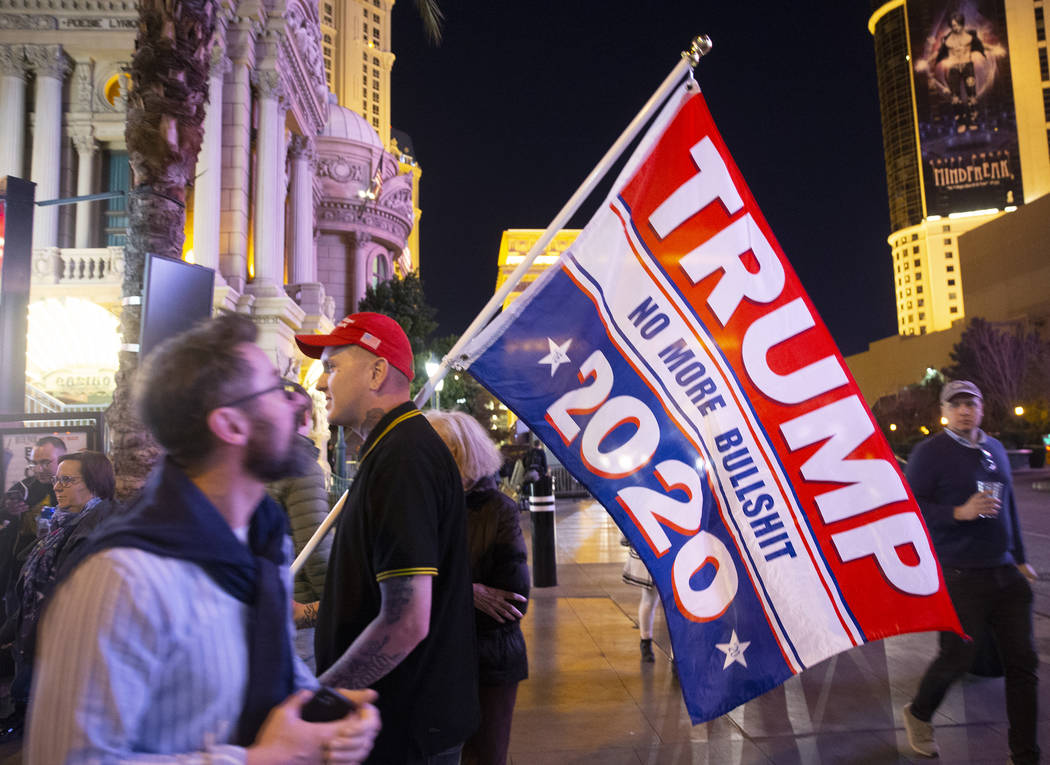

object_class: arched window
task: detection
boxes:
[370,252,389,287]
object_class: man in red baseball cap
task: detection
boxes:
[295,313,479,764]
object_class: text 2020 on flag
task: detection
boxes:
[459,84,963,723]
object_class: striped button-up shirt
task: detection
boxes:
[25,544,315,764]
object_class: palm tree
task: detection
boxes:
[107,0,442,497]
[107,0,217,498]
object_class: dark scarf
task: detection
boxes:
[18,498,105,653]
[59,458,294,746]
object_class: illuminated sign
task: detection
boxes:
[26,298,120,405]
[908,0,1024,215]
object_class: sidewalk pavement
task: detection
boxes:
[508,468,1050,763]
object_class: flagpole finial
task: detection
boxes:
[683,35,713,67]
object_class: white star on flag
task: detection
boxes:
[715,630,751,669]
[538,337,573,376]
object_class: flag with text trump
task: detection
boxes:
[460,85,963,723]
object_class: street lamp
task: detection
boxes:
[424,357,443,410]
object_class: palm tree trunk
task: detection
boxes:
[107,0,216,498]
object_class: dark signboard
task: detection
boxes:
[0,177,34,414]
[140,253,215,357]
[908,0,1024,215]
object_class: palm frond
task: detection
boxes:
[414,0,444,45]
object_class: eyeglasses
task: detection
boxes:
[216,381,299,410]
[51,475,82,488]
[979,448,997,473]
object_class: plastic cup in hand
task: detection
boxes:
[976,480,1004,518]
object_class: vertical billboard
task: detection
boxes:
[908,0,1023,215]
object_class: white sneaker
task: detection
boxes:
[901,703,939,757]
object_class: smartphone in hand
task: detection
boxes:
[301,686,357,723]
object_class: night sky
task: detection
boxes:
[389,2,896,357]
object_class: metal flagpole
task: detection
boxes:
[291,489,348,576]
[414,35,713,408]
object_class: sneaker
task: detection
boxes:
[639,638,655,663]
[901,702,938,757]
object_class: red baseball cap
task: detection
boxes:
[295,312,415,381]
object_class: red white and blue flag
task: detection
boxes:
[459,85,962,723]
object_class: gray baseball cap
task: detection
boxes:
[940,380,982,404]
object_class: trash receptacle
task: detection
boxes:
[528,474,557,587]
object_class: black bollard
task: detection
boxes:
[528,474,557,587]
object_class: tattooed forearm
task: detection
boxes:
[321,635,407,689]
[295,601,319,628]
[381,577,414,625]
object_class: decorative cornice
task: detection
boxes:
[0,44,26,78]
[316,199,412,244]
[278,0,329,135]
[26,44,72,80]
[0,14,57,30]
[0,0,136,12]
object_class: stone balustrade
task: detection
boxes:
[31,245,124,286]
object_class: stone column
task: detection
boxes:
[249,69,288,297]
[220,19,258,293]
[349,232,372,312]
[0,45,28,179]
[70,125,98,248]
[194,46,231,273]
[27,45,71,249]
[286,134,317,284]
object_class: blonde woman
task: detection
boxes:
[425,411,528,765]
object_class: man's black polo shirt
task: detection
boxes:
[315,402,479,762]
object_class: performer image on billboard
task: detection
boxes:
[935,13,987,133]
[908,0,1023,216]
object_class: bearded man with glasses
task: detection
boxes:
[900,380,1038,763]
[26,313,380,764]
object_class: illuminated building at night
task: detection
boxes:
[0,0,419,413]
[494,229,581,310]
[319,0,391,145]
[868,0,1050,336]
[316,0,422,269]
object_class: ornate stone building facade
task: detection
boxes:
[0,0,418,410]
[315,103,415,319]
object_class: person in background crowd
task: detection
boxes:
[621,539,665,664]
[297,312,479,764]
[425,411,528,765]
[522,438,547,486]
[1,437,66,623]
[26,313,379,764]
[268,381,333,673]
[901,380,1038,763]
[0,451,119,744]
